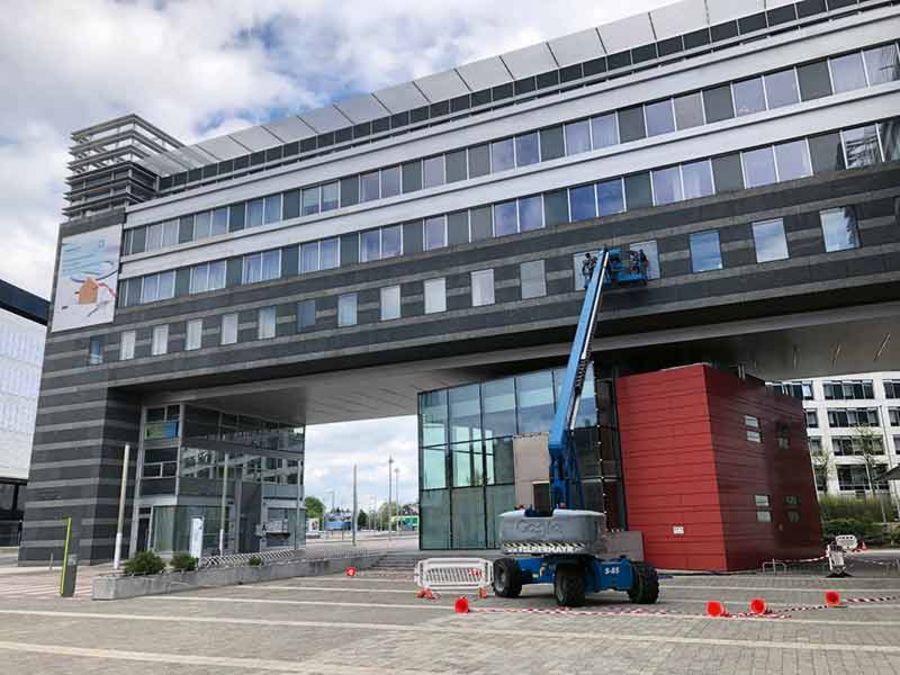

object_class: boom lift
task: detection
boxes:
[492,247,659,607]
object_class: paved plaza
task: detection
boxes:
[0,560,899,674]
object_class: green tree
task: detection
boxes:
[809,442,831,492]
[304,496,325,524]
[852,425,888,527]
[357,509,368,530]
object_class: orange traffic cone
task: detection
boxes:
[749,598,769,615]
[706,600,729,618]
[454,596,471,614]
[825,591,842,608]
[860,541,868,551]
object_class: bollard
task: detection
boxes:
[345,566,357,577]
[825,590,841,607]
[706,600,729,618]
[749,597,768,615]
[454,596,470,614]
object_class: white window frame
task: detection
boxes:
[151,325,168,356]
[424,278,447,314]
[221,313,238,345]
[258,306,276,340]
[186,319,203,351]
[380,285,402,321]
[120,330,136,361]
[471,269,495,307]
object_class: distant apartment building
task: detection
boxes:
[0,281,48,545]
[770,372,900,502]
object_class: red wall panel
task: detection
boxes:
[617,364,822,572]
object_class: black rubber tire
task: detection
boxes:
[627,561,660,604]
[553,565,586,607]
[493,557,523,598]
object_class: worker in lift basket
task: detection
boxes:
[581,252,598,289]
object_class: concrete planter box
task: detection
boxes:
[93,552,382,601]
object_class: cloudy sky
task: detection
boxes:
[1,0,673,509]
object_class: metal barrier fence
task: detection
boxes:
[414,558,493,591]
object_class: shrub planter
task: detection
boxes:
[93,551,382,601]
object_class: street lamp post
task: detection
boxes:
[394,467,400,536]
[388,456,394,545]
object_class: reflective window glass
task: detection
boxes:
[158,271,175,299]
[703,84,734,123]
[881,119,900,162]
[401,161,422,192]
[424,278,446,314]
[420,390,448,447]
[774,139,812,181]
[591,113,619,149]
[569,185,597,221]
[830,52,868,93]
[752,218,789,262]
[491,138,515,172]
[257,307,276,340]
[422,156,445,188]
[644,99,675,136]
[382,225,402,258]
[211,208,228,235]
[470,206,493,240]
[360,230,380,263]
[448,385,481,444]
[209,261,226,290]
[764,69,800,109]
[651,166,683,205]
[809,132,846,173]
[145,223,162,251]
[864,44,900,85]
[493,201,518,237]
[261,250,280,280]
[301,242,319,273]
[516,371,555,434]
[564,120,591,155]
[120,331,135,361]
[340,176,359,206]
[628,240,660,280]
[337,293,358,327]
[820,207,860,252]
[515,132,540,167]
[243,254,261,284]
[597,179,625,216]
[712,153,744,192]
[321,182,339,211]
[673,92,705,129]
[162,219,180,246]
[424,216,447,250]
[263,194,281,224]
[468,144,491,177]
[540,126,565,161]
[302,187,319,216]
[297,299,316,331]
[189,263,209,294]
[742,147,777,187]
[380,285,401,321]
[520,260,546,299]
[471,269,495,307]
[360,171,380,201]
[681,159,714,199]
[624,172,653,210]
[733,77,766,116]
[141,273,159,303]
[193,212,211,239]
[221,314,238,345]
[690,230,723,273]
[151,325,168,356]
[482,378,517,438]
[618,106,646,142]
[543,190,569,226]
[842,125,882,167]
[797,60,833,100]
[518,196,543,232]
[445,150,468,183]
[320,238,340,269]
[381,166,401,197]
[247,198,264,227]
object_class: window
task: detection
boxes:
[805,410,818,428]
[301,241,320,273]
[889,408,900,426]
[618,106,645,142]
[297,299,316,331]
[471,269,495,307]
[540,126,565,161]
[773,381,814,400]
[88,336,104,365]
[360,230,380,263]
[733,77,766,116]
[651,166,682,205]
[764,68,799,109]
[742,147,777,187]
[337,294,357,327]
[797,60,833,101]
[382,225,402,258]
[564,120,591,155]
[745,415,761,443]
[341,176,359,206]
[211,208,228,236]
[644,99,675,136]
[842,125,881,168]
[624,172,653,210]
[674,92,705,130]
[838,465,888,492]
[145,223,163,251]
[597,178,625,216]
[247,199,264,227]
[820,207,859,252]
[591,113,618,149]
[257,307,276,340]
[493,201,518,236]
[777,423,791,450]
[755,494,771,523]
[703,84,734,123]
[518,196,543,232]
[445,151,468,182]
[832,436,884,456]
[263,195,281,225]
[629,240,660,280]
[360,171,380,201]
[809,437,822,453]
[515,132,540,167]
[302,187,319,216]
[774,139,812,181]
[885,381,900,399]
[470,206,493,240]
[242,250,281,283]
[320,238,339,270]
[468,144,490,177]
[424,216,447,250]
[712,153,744,193]
[895,436,900,455]
[752,218,789,262]
[520,260,546,299]
[823,380,875,400]
[422,155,445,188]
[863,44,900,85]
[381,285,401,321]
[190,261,226,294]
[681,159,714,200]
[424,278,446,314]
[830,52,868,93]
[569,185,597,221]
[151,325,168,356]
[689,230,723,272]
[186,319,202,351]
[402,160,422,192]
[381,166,401,197]
[140,271,175,304]
[491,138,515,172]
[221,314,238,345]
[120,330,136,361]
[321,182,339,211]
[827,408,879,427]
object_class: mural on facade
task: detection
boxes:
[52,225,122,332]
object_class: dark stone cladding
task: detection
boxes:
[22,163,900,564]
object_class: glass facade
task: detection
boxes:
[417,363,622,550]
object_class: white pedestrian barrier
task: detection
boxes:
[414,558,493,592]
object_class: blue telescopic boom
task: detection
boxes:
[547,248,609,511]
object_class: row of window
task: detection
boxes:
[773,379,900,401]
[120,116,898,307]
[754,494,802,524]
[810,436,900,457]
[125,42,900,257]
